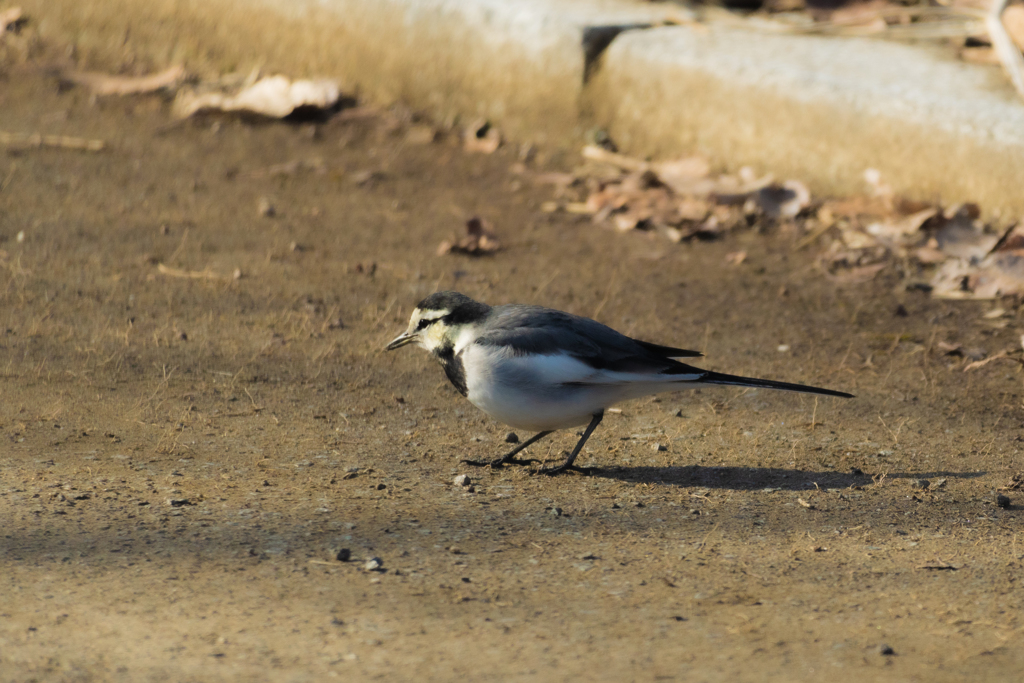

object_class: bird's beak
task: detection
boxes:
[385,332,415,351]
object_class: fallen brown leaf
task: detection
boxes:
[174,75,340,119]
[437,217,502,256]
[822,263,886,284]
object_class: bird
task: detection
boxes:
[386,291,853,475]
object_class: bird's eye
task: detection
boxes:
[416,318,432,331]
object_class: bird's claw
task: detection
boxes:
[535,464,596,476]
[461,457,538,469]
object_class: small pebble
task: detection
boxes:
[166,498,192,507]
[878,644,895,656]
[335,548,351,562]
[363,557,382,572]
[651,443,667,452]
[504,432,519,444]
[996,494,1011,509]
[548,507,563,517]
[453,474,471,487]
[910,479,929,490]
[257,197,275,217]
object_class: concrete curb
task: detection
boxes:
[17,0,1024,215]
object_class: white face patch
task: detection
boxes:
[405,307,449,352]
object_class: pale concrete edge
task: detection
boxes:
[14,0,1024,216]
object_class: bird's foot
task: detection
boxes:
[535,463,596,476]
[461,457,538,469]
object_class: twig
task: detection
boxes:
[156,263,227,280]
[0,131,105,152]
[0,162,16,193]
[62,66,185,96]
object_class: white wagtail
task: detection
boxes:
[386,291,852,475]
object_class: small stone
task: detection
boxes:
[548,507,563,517]
[651,443,667,452]
[878,644,895,656]
[910,479,929,490]
[996,494,1011,509]
[363,557,382,572]
[453,474,471,488]
[166,498,192,507]
[257,197,275,217]
[504,432,520,444]
[850,467,865,476]
[375,483,387,491]
[335,548,351,562]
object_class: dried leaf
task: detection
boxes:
[581,145,646,172]
[840,228,878,250]
[437,217,502,256]
[865,207,937,243]
[967,251,1024,298]
[174,75,340,119]
[651,156,710,194]
[934,213,998,262]
[823,263,885,284]
[912,245,946,264]
[676,197,710,221]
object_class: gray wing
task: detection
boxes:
[476,305,703,375]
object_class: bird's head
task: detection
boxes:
[385,291,490,354]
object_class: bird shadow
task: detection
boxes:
[579,464,987,491]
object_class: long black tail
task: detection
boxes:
[700,371,853,399]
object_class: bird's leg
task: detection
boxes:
[462,430,553,468]
[539,411,603,476]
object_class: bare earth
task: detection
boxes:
[1,61,1023,683]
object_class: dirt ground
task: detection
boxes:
[1,56,1023,683]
